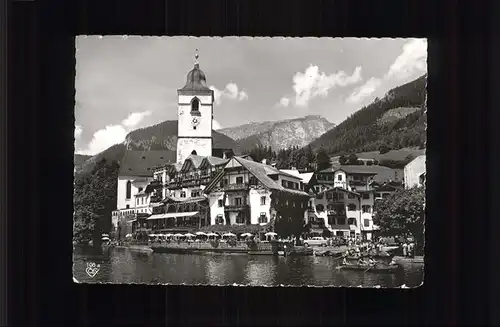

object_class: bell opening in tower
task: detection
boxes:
[191,98,199,111]
[191,150,197,155]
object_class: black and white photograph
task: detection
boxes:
[73,36,426,287]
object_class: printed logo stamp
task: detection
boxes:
[85,262,100,278]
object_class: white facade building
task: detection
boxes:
[204,156,310,227]
[404,155,426,188]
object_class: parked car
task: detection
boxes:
[303,237,328,247]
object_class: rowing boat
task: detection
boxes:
[336,264,399,273]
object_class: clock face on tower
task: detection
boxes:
[192,117,200,127]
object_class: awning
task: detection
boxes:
[126,219,137,224]
[147,211,199,220]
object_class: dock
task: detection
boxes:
[393,256,424,264]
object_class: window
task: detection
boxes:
[191,98,199,111]
[362,205,371,213]
[141,198,144,205]
[191,191,197,197]
[326,192,333,200]
[126,181,132,199]
[347,204,357,211]
[259,213,268,224]
[292,201,296,207]
[337,174,343,181]
[375,193,381,198]
[216,214,224,225]
[348,193,356,199]
[337,193,344,200]
[180,191,186,198]
[136,199,139,205]
[191,150,197,155]
[236,213,245,224]
[316,193,324,199]
[219,181,224,188]
[218,199,223,207]
[235,198,242,206]
[362,193,370,199]
[348,218,357,226]
[126,205,130,209]
[236,176,243,184]
[364,219,370,227]
[337,217,346,225]
[193,126,197,130]
[316,204,324,212]
[282,180,287,187]
[328,216,336,225]
[260,196,266,205]
[224,179,228,186]
[249,176,258,185]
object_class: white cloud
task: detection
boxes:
[279,97,290,107]
[346,77,383,104]
[122,110,152,128]
[239,90,248,101]
[212,119,222,130]
[80,125,128,156]
[293,65,363,107]
[209,83,249,104]
[386,39,427,80]
[74,125,83,140]
[79,110,152,155]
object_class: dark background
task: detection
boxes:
[3,0,498,325]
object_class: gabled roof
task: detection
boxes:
[280,170,314,184]
[180,154,205,172]
[119,151,175,177]
[234,157,309,196]
[199,156,229,169]
[173,163,183,172]
[203,156,309,197]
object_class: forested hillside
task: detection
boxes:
[308,74,427,155]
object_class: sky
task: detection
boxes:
[75,37,427,155]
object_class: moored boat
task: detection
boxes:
[336,263,399,273]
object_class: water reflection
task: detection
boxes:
[73,249,423,288]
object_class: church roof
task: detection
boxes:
[178,63,213,94]
[119,151,175,177]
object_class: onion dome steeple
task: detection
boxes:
[179,49,212,93]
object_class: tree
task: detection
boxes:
[373,186,425,253]
[315,148,331,171]
[339,155,347,165]
[73,158,119,245]
[346,153,359,165]
[379,143,391,154]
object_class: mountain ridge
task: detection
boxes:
[218,115,335,151]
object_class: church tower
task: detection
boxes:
[176,50,214,164]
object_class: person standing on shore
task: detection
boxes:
[402,242,408,257]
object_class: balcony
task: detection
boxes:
[224,204,250,212]
[349,180,368,186]
[223,183,249,192]
[150,194,163,203]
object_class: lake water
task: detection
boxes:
[73,248,424,287]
